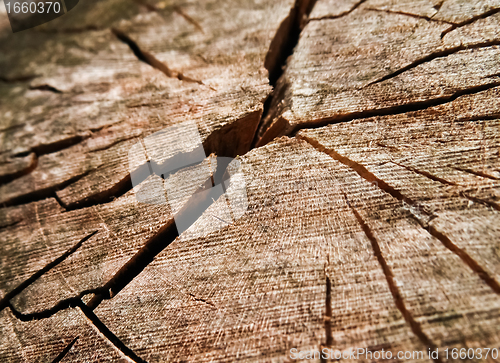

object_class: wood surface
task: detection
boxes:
[1,0,499,361]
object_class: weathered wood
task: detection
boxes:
[0,0,296,207]
[94,138,431,362]
[1,0,500,361]
[0,307,129,362]
[256,0,500,145]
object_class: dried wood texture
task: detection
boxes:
[1,0,500,361]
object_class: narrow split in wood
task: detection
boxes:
[0,231,98,313]
[347,201,441,362]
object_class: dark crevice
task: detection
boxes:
[52,190,69,211]
[86,157,233,309]
[60,148,207,211]
[29,84,63,93]
[51,337,78,363]
[59,173,132,211]
[455,112,500,123]
[11,297,146,362]
[111,28,213,90]
[299,135,500,297]
[264,0,317,86]
[392,162,500,211]
[78,304,147,363]
[365,8,454,24]
[291,81,500,135]
[432,0,445,13]
[7,286,106,320]
[60,110,260,211]
[1,169,93,208]
[323,274,333,346]
[346,200,441,362]
[307,0,366,22]
[486,72,500,79]
[365,40,500,88]
[0,123,25,133]
[254,0,317,148]
[319,270,333,363]
[0,231,98,313]
[0,219,22,230]
[298,135,411,203]
[441,8,500,38]
[29,134,89,157]
[132,0,159,12]
[0,153,38,186]
[9,150,31,158]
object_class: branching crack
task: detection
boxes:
[87,157,233,309]
[0,231,98,313]
[7,288,107,320]
[365,40,500,88]
[308,0,366,22]
[111,28,213,89]
[441,8,500,38]
[292,81,500,135]
[79,304,147,363]
[365,8,454,24]
[1,168,93,208]
[299,135,500,297]
[345,198,441,362]
[391,162,500,211]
